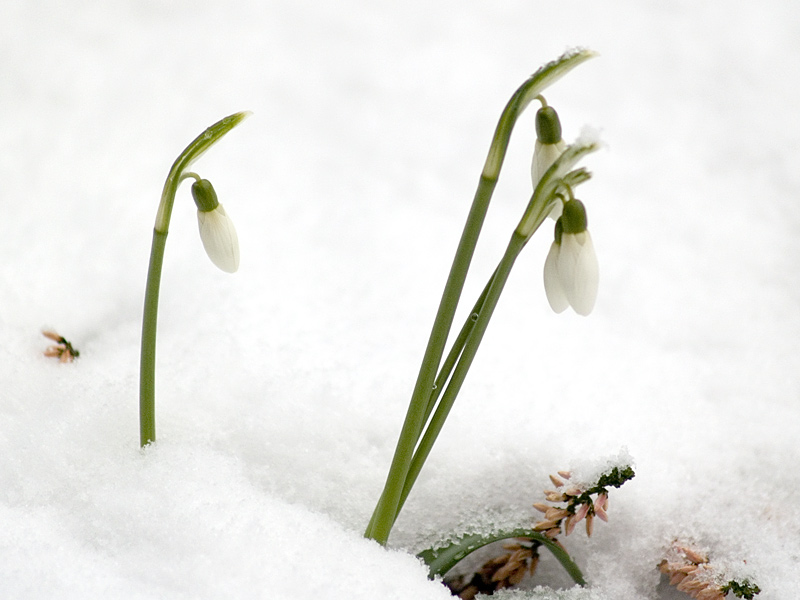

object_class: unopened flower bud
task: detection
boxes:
[535,106,562,145]
[191,178,220,212]
[542,200,598,316]
[531,105,567,219]
[192,179,240,273]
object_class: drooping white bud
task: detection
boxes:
[542,200,598,316]
[197,205,240,273]
[192,178,240,273]
[543,239,569,313]
[557,230,598,316]
[532,105,567,219]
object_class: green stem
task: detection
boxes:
[138,111,250,448]
[364,175,496,541]
[422,267,497,428]
[417,528,586,586]
[364,49,596,544]
[139,230,167,446]
[395,233,526,521]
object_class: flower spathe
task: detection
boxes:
[543,199,598,316]
[197,205,240,273]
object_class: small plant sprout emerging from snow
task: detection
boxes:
[533,465,634,539]
[431,464,634,597]
[42,330,80,362]
[658,542,761,600]
[139,111,250,447]
[543,196,599,316]
[365,48,600,547]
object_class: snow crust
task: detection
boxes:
[2,1,800,598]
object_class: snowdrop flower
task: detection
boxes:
[531,104,567,219]
[543,198,598,316]
[191,178,240,273]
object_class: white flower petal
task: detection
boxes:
[197,204,240,273]
[558,231,598,315]
[543,241,569,313]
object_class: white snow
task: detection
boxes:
[2,1,800,598]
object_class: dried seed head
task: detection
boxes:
[681,546,709,564]
[532,503,550,513]
[528,553,540,575]
[585,514,594,537]
[573,502,590,524]
[557,470,572,479]
[544,490,566,502]
[549,474,565,488]
[669,572,688,586]
[545,507,569,521]
[42,330,79,362]
[677,576,705,593]
[594,501,608,522]
[696,588,725,600]
[544,527,561,539]
[533,520,559,532]
[564,515,577,536]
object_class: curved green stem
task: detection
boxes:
[417,528,586,586]
[364,49,596,544]
[139,111,250,447]
[395,233,526,521]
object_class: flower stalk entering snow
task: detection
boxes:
[365,48,600,546]
[543,197,599,315]
[139,111,249,447]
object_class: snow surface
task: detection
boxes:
[2,1,800,598]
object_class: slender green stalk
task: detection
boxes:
[422,268,497,426]
[417,528,586,585]
[364,49,596,544]
[396,233,527,521]
[139,230,167,445]
[139,111,250,447]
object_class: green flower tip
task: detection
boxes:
[191,178,220,212]
[536,106,562,144]
[560,199,588,234]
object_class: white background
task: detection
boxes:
[2,1,799,598]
